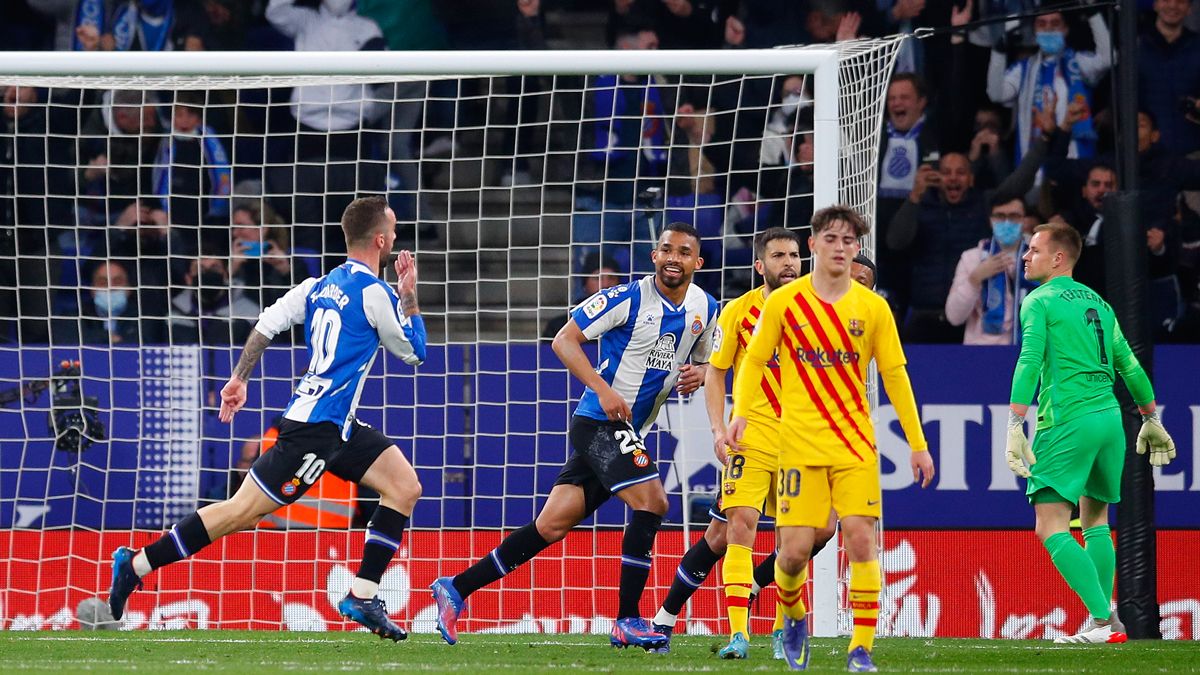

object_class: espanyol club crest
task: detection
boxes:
[691,314,703,335]
[887,146,912,179]
[632,450,650,468]
[281,479,299,497]
[849,319,865,337]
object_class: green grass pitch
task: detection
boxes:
[2,632,1196,673]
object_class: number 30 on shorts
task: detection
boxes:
[777,468,800,498]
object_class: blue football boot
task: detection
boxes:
[846,645,878,672]
[430,577,466,645]
[718,632,751,659]
[781,615,811,670]
[337,594,407,641]
[609,617,668,650]
[648,623,673,654]
[107,546,143,621]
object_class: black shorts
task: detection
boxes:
[247,418,393,506]
[554,416,660,513]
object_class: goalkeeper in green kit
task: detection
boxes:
[1007,222,1176,644]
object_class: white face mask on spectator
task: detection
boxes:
[322,0,354,16]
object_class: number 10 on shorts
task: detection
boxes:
[295,452,326,485]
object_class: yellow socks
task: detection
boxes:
[723,544,754,637]
[848,559,880,653]
[773,601,784,632]
[774,558,808,621]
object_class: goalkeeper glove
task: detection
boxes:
[1136,411,1176,467]
[1006,412,1036,478]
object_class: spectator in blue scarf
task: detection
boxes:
[151,94,231,227]
[987,11,1110,164]
[945,194,1037,345]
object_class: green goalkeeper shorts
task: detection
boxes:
[1025,407,1125,506]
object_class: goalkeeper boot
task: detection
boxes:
[1053,618,1127,644]
[846,646,878,672]
[718,632,750,659]
[1110,609,1127,635]
[430,577,466,645]
[107,546,143,621]
[609,617,668,650]
[772,629,785,661]
[648,623,673,654]
[781,615,811,671]
[337,593,407,641]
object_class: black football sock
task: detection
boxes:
[617,510,662,620]
[355,506,410,587]
[660,537,722,616]
[752,550,778,592]
[453,522,551,599]
[142,512,212,570]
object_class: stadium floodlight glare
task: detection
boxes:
[0,40,902,637]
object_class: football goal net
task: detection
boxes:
[0,41,902,636]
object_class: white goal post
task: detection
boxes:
[0,41,902,637]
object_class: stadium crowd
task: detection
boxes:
[2,0,1200,345]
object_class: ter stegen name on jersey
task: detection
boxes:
[570,276,719,435]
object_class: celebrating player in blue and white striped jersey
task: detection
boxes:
[432,222,718,651]
[108,196,427,642]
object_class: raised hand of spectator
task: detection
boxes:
[950,0,972,27]
[517,0,539,18]
[968,252,1013,285]
[1033,89,1058,135]
[1147,227,1166,254]
[75,24,101,51]
[910,164,940,203]
[725,15,745,46]
[115,202,142,229]
[663,0,693,18]
[1061,98,1088,131]
[84,154,108,183]
[676,102,713,145]
[836,12,862,42]
[969,128,1000,162]
[892,0,925,22]
[264,243,292,276]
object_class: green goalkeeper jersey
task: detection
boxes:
[1010,276,1155,430]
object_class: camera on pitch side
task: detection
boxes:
[48,360,106,453]
[0,359,105,453]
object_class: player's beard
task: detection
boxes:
[656,265,691,290]
[763,268,797,292]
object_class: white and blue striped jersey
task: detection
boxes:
[254,258,427,439]
[571,275,719,435]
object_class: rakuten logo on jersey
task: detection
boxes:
[797,347,860,368]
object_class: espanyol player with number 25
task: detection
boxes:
[107,196,426,641]
[431,222,718,652]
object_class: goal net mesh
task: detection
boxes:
[0,40,901,633]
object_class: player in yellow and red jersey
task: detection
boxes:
[727,206,935,672]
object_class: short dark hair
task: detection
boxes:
[1087,162,1117,179]
[1034,222,1083,265]
[889,72,927,99]
[341,195,391,248]
[660,221,701,247]
[852,253,877,289]
[754,227,802,260]
[810,205,870,238]
[989,192,1027,213]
